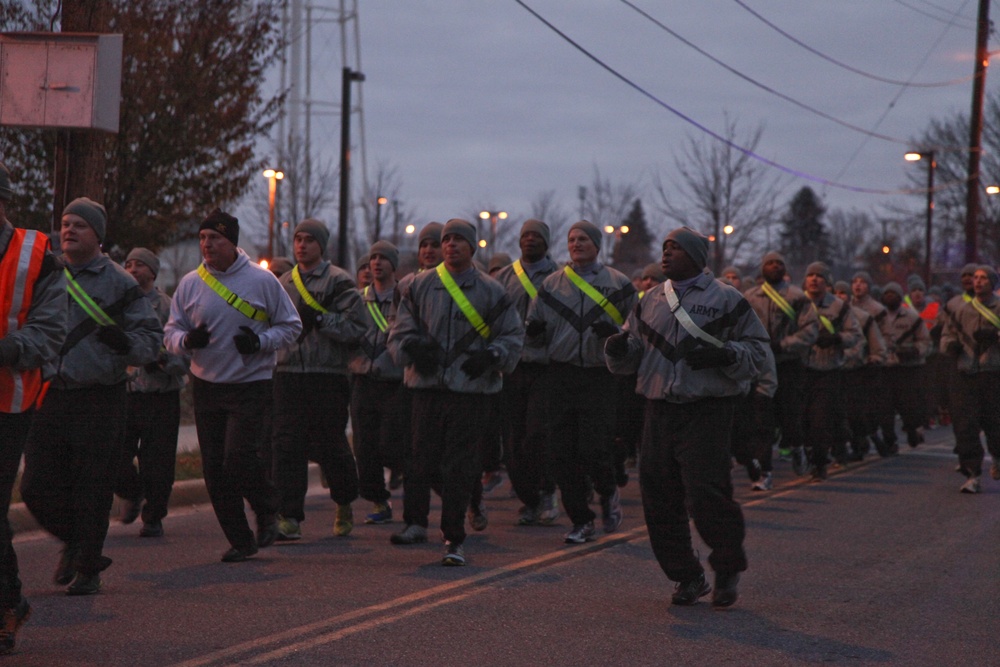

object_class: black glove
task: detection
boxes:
[946,340,964,357]
[816,331,843,349]
[525,320,546,337]
[461,349,499,379]
[403,338,441,376]
[686,345,737,370]
[895,346,920,362]
[0,338,18,367]
[233,326,261,355]
[184,324,211,350]
[590,320,619,339]
[96,325,131,354]
[298,305,323,334]
[604,331,630,358]
[973,328,998,346]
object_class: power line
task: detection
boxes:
[512,0,953,196]
[732,0,974,88]
[617,0,915,145]
[893,0,978,29]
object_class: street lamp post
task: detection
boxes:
[374,196,387,241]
[338,67,365,268]
[263,168,284,260]
[479,210,507,258]
[721,224,734,269]
[603,224,629,265]
[905,151,935,285]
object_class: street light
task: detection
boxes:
[262,168,284,260]
[479,210,507,259]
[374,196,388,241]
[905,150,935,285]
[603,224,629,264]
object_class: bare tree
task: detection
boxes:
[652,116,788,272]
[530,189,572,261]
[354,162,417,269]
[579,167,640,264]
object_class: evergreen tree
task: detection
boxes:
[779,187,829,268]
[612,198,654,275]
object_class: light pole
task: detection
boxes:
[603,224,630,265]
[479,210,507,259]
[338,67,365,268]
[374,196,387,241]
[905,151,936,285]
[263,168,284,260]
[721,224,734,269]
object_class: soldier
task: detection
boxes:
[940,266,1000,493]
[491,220,561,526]
[22,198,162,595]
[273,219,365,540]
[164,209,301,563]
[349,241,407,525]
[115,248,190,538]
[387,219,523,566]
[524,220,638,544]
[844,272,888,460]
[605,227,768,608]
[877,282,931,455]
[0,163,66,650]
[800,262,861,480]
[743,252,819,474]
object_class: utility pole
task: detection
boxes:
[337,67,364,268]
[963,0,990,264]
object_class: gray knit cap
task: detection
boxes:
[489,253,512,273]
[294,218,330,254]
[882,281,904,298]
[960,263,978,277]
[805,261,832,285]
[63,197,108,243]
[520,219,550,249]
[976,264,999,288]
[762,251,786,268]
[907,274,926,291]
[418,221,443,246]
[641,262,666,282]
[126,247,160,277]
[852,270,873,286]
[442,218,477,252]
[665,227,710,270]
[569,220,602,250]
[369,240,399,270]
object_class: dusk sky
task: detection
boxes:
[258,0,991,261]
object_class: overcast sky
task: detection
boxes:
[265,0,990,258]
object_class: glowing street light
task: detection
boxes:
[262,169,284,260]
[479,210,507,258]
[374,196,388,240]
[904,150,935,284]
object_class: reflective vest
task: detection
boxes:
[0,229,49,413]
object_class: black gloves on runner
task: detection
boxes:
[184,324,211,349]
[403,338,441,376]
[233,326,261,354]
[590,320,619,339]
[604,331,630,358]
[96,325,131,354]
[461,349,499,379]
[686,346,736,370]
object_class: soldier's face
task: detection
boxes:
[973,270,993,297]
[61,214,101,260]
[852,277,869,298]
[520,231,547,262]
[661,240,699,280]
[418,239,442,269]
[883,291,901,310]
[804,273,827,296]
[567,229,598,265]
[125,259,155,290]
[762,259,785,283]
[293,232,323,268]
[370,254,394,281]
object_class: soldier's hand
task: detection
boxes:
[686,345,737,370]
[184,324,211,349]
[816,331,842,349]
[403,338,440,376]
[96,325,131,354]
[298,305,323,333]
[946,341,963,357]
[590,320,619,339]
[525,320,546,337]
[460,349,499,379]
[973,328,998,346]
[604,331,630,358]
[0,338,18,367]
[233,326,261,355]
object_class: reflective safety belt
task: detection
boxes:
[812,303,836,334]
[197,264,269,322]
[663,280,723,348]
[904,294,915,310]
[436,263,491,339]
[563,266,623,325]
[512,260,538,299]
[363,286,388,333]
[64,268,116,326]
[964,293,974,303]
[761,282,796,321]
[291,265,329,314]
[970,297,1000,329]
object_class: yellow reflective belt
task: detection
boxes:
[197,264,269,322]
[291,265,329,314]
[964,293,973,303]
[761,282,796,321]
[563,266,623,325]
[363,286,388,333]
[971,297,1000,329]
[638,290,645,299]
[811,303,836,334]
[512,260,537,299]
[904,295,915,310]
[64,268,115,326]
[435,263,491,339]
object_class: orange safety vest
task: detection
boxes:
[0,228,49,413]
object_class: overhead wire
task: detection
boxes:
[732,0,974,87]
[513,0,957,196]
[617,0,914,145]
[892,0,978,29]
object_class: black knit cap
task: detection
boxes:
[199,208,239,246]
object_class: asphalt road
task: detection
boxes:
[8,424,1000,666]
